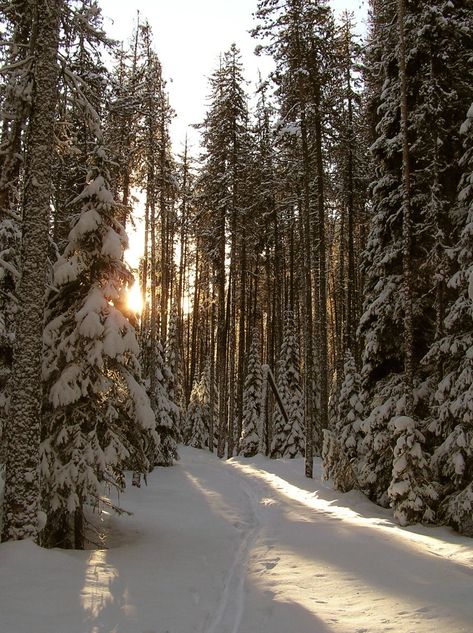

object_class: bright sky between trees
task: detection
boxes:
[99,0,368,286]
[98,0,368,152]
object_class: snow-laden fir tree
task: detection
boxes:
[0,7,27,459]
[186,362,210,448]
[429,102,473,535]
[186,381,207,449]
[140,312,179,467]
[186,362,214,449]
[52,0,111,248]
[197,43,253,457]
[239,329,263,457]
[148,335,179,467]
[323,350,362,491]
[133,22,178,468]
[354,0,472,521]
[387,415,437,526]
[41,139,156,549]
[165,305,185,442]
[271,311,304,458]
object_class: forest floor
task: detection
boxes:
[1,446,473,633]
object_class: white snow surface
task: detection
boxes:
[1,447,473,633]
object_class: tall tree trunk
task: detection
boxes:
[398,0,414,414]
[2,0,62,542]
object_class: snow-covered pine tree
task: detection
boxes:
[0,3,29,462]
[240,329,263,457]
[186,379,207,449]
[355,0,472,521]
[186,364,209,449]
[105,19,143,227]
[53,0,111,248]
[134,22,178,468]
[1,0,63,543]
[429,102,473,535]
[323,350,362,491]
[197,43,253,458]
[185,361,217,449]
[165,304,185,442]
[387,415,437,526]
[41,136,156,548]
[150,335,179,467]
[253,0,337,475]
[356,0,408,505]
[271,311,304,458]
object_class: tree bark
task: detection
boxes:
[2,0,62,542]
[397,0,414,415]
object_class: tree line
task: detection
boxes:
[0,0,472,549]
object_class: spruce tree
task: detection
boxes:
[430,102,473,535]
[240,329,263,457]
[165,305,185,442]
[186,363,213,449]
[355,0,472,521]
[150,336,179,467]
[41,139,155,548]
[271,311,304,458]
[323,350,362,491]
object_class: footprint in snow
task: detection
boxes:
[262,557,280,570]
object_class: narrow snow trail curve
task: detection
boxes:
[225,457,473,633]
[203,472,262,633]
[1,447,472,633]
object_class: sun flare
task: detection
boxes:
[126,282,143,314]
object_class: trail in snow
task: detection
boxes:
[0,446,472,633]
[204,477,261,633]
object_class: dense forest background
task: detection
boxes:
[0,0,472,549]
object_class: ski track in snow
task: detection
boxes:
[1,447,473,633]
[203,468,263,633]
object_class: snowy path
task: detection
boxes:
[1,447,473,633]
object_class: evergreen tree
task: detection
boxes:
[135,22,178,467]
[187,380,208,449]
[355,0,472,521]
[271,311,304,458]
[41,139,155,548]
[52,0,111,247]
[253,0,337,476]
[149,335,179,467]
[165,305,185,442]
[197,43,252,458]
[240,329,263,457]
[186,362,214,449]
[430,102,473,535]
[387,415,437,526]
[323,350,362,491]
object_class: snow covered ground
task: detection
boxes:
[1,446,473,633]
